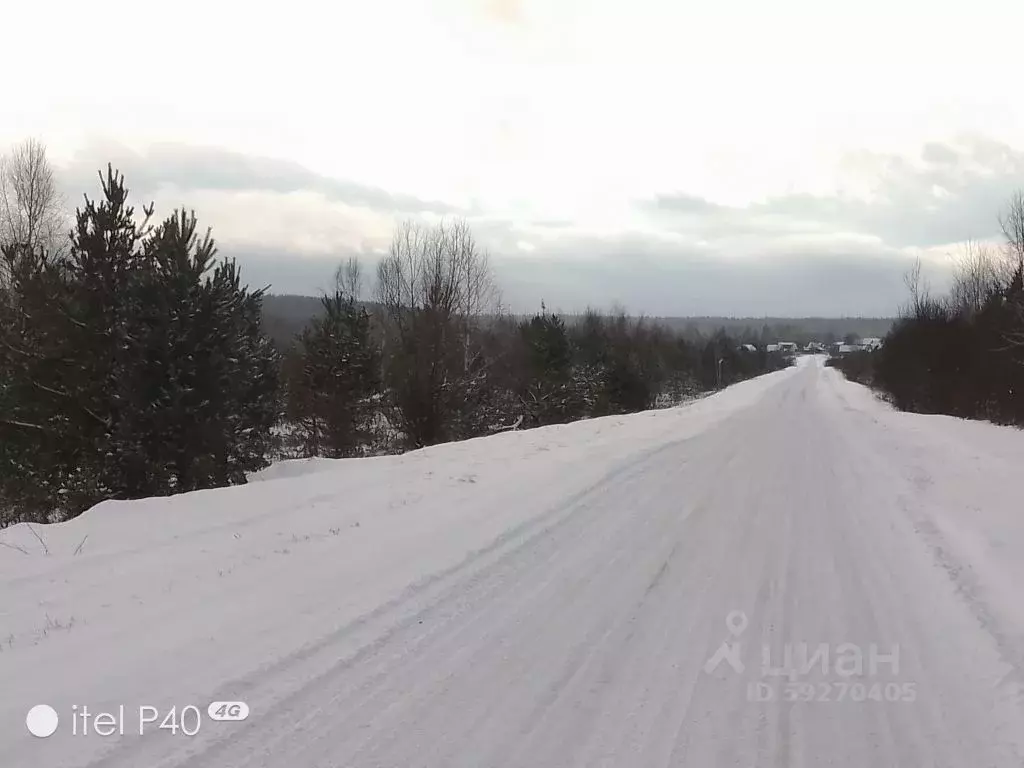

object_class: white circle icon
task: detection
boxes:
[26,704,59,738]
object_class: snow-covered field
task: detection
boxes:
[3,356,1024,766]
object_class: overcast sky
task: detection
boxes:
[5,0,1024,315]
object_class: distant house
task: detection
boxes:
[740,343,757,353]
[777,342,798,353]
[766,343,780,353]
[831,338,883,356]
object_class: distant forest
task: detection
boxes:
[262,294,892,351]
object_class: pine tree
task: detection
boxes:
[182,257,280,487]
[519,309,584,425]
[0,242,74,521]
[287,292,380,458]
[0,168,281,524]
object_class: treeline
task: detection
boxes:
[1,145,787,527]
[260,295,893,352]
[829,193,1024,425]
[281,249,791,459]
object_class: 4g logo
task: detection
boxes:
[208,701,250,722]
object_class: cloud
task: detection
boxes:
[164,189,398,256]
[55,141,465,270]
[486,229,921,317]
[53,137,1009,316]
[646,135,1024,249]
[60,141,458,216]
[220,245,385,296]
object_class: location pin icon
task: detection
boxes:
[726,610,749,637]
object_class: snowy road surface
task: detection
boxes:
[4,356,1024,767]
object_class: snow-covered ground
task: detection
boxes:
[3,356,1024,766]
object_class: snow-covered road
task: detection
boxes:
[4,356,1024,766]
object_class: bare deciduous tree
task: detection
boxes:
[374,218,500,446]
[376,219,499,322]
[999,190,1024,277]
[948,239,998,316]
[447,219,499,319]
[334,255,364,301]
[901,256,931,317]
[0,138,67,256]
